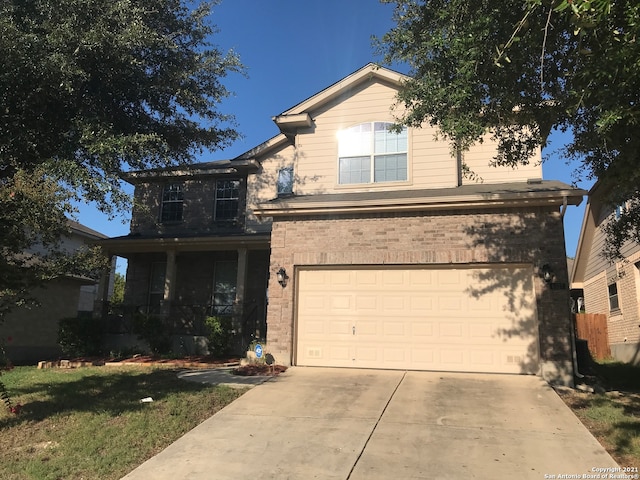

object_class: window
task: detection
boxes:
[148,262,166,314]
[338,122,408,185]
[608,282,619,311]
[211,260,237,316]
[277,167,294,196]
[161,184,184,222]
[615,205,624,220]
[214,179,240,221]
[614,201,630,220]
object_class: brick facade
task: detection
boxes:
[130,177,249,237]
[265,206,574,382]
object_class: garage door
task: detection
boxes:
[296,266,539,374]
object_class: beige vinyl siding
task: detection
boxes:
[295,79,457,195]
[584,205,615,281]
[461,135,542,185]
[246,144,296,232]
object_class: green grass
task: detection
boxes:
[562,361,640,466]
[0,366,246,480]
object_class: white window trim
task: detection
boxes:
[213,179,241,222]
[336,121,411,188]
[160,183,184,223]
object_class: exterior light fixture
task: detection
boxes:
[276,267,288,287]
[541,264,554,283]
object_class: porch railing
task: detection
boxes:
[99,299,266,351]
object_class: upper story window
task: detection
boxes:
[338,122,408,185]
[160,184,184,223]
[214,179,240,221]
[277,167,294,196]
[608,282,619,311]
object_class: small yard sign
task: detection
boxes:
[254,343,263,359]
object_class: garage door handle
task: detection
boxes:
[352,326,355,335]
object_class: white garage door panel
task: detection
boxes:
[296,267,539,374]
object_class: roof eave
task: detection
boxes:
[255,191,584,217]
[100,233,271,256]
[121,159,261,184]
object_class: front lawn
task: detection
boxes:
[0,366,246,480]
[558,361,640,467]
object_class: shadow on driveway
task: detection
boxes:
[125,368,618,480]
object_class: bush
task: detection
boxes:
[58,317,103,357]
[204,316,233,357]
[132,313,172,355]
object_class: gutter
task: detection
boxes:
[255,194,582,217]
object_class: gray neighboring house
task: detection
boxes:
[101,64,586,384]
[1,221,109,365]
[571,181,640,364]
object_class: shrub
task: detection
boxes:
[132,313,172,355]
[204,315,233,357]
[58,317,103,357]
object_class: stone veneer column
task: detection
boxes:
[234,248,248,335]
[161,250,177,317]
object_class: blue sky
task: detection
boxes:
[76,0,593,267]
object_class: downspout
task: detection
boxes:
[560,195,568,218]
[569,312,585,380]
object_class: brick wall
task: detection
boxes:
[611,258,640,346]
[583,272,608,316]
[130,177,248,236]
[266,206,573,380]
[583,258,640,351]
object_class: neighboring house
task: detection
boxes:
[102,64,585,384]
[1,221,109,364]
[571,182,640,364]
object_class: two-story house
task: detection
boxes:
[103,64,585,384]
[101,159,272,354]
[2,220,110,364]
[571,181,640,364]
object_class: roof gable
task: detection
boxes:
[235,64,406,161]
[278,63,405,117]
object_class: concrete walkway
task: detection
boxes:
[122,368,618,480]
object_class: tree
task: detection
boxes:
[0,0,243,314]
[376,0,640,259]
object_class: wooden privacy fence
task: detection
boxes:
[574,313,611,360]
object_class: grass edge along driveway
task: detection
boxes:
[0,366,247,480]
[556,361,640,468]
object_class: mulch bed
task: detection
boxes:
[105,355,242,368]
[40,355,288,377]
[232,364,288,376]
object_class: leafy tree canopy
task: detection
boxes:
[0,0,243,314]
[376,0,640,259]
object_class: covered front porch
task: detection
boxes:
[99,233,270,355]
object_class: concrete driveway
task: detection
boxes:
[122,368,618,480]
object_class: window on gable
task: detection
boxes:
[161,184,184,223]
[214,179,240,221]
[608,282,619,311]
[338,122,408,185]
[277,167,294,196]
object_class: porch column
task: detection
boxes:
[234,248,248,332]
[162,250,177,316]
[93,253,114,320]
